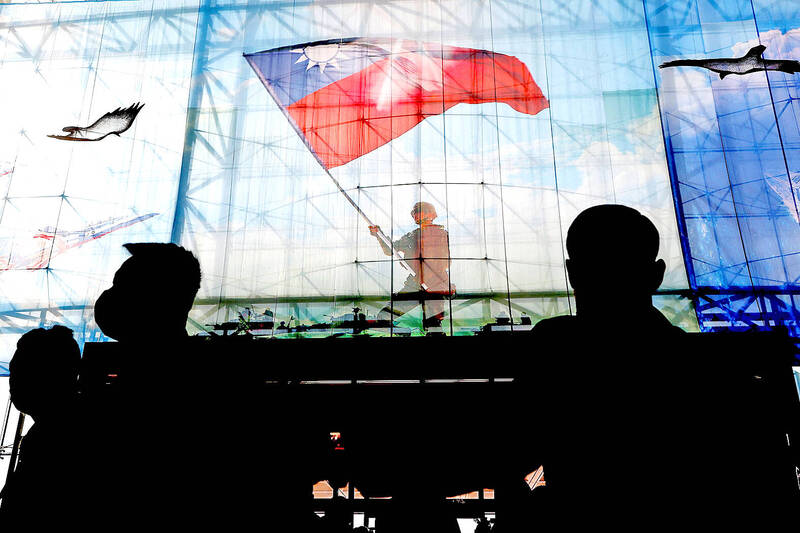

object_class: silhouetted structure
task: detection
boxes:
[9,221,794,529]
[0,326,82,526]
[75,328,799,530]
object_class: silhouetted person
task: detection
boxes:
[504,204,796,529]
[94,242,201,344]
[370,201,454,327]
[85,243,213,527]
[88,243,324,530]
[0,326,82,526]
[536,203,681,336]
[514,204,799,529]
[501,204,687,530]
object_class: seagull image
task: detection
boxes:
[48,102,144,141]
[659,45,800,79]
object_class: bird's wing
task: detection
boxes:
[47,135,95,141]
[83,102,144,137]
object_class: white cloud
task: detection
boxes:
[658,27,800,123]
[561,123,688,290]
[658,67,718,124]
[731,28,800,59]
[713,28,800,93]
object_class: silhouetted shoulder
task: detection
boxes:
[531,315,576,333]
[643,306,686,335]
[532,307,683,338]
[530,315,580,342]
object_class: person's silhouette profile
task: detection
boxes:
[0,326,82,525]
[539,203,680,334]
[86,243,205,527]
[87,243,318,529]
[94,242,201,343]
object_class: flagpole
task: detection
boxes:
[243,54,416,276]
[319,166,416,273]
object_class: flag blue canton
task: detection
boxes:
[244,38,389,107]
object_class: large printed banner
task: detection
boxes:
[646,1,800,330]
[0,0,798,366]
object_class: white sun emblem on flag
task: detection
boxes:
[292,44,348,74]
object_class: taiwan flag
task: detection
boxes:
[245,38,549,169]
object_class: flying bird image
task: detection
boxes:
[47,102,144,141]
[659,45,800,79]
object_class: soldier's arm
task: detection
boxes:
[369,225,399,256]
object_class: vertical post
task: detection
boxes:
[0,396,12,451]
[170,0,213,245]
[5,413,26,488]
[0,394,12,486]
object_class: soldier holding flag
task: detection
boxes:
[369,201,454,327]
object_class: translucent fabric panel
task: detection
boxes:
[0,0,199,360]
[181,0,690,336]
[645,0,800,331]
[539,1,687,294]
[0,0,721,363]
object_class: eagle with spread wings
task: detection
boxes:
[48,102,144,141]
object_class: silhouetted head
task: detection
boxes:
[94,243,201,342]
[565,205,665,316]
[9,326,80,420]
[411,201,437,225]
